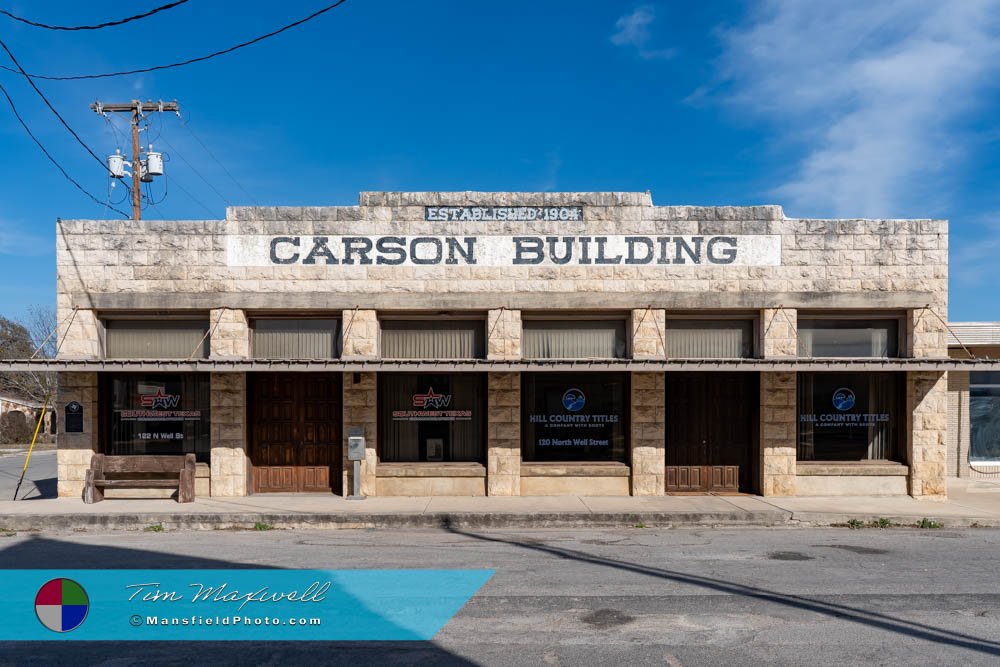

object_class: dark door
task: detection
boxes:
[665,373,757,493]
[249,373,342,493]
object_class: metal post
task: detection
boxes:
[347,459,364,500]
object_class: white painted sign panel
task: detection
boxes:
[226,235,782,267]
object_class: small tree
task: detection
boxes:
[0,306,57,404]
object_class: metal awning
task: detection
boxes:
[1,358,998,372]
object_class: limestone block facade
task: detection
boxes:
[51,192,956,500]
[210,373,247,497]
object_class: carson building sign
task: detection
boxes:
[227,234,782,267]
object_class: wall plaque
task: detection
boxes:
[65,401,83,433]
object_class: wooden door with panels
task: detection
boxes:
[249,373,343,494]
[665,373,757,493]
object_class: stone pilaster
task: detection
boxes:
[210,308,250,358]
[630,372,665,495]
[58,308,103,359]
[630,309,665,360]
[761,308,798,358]
[487,309,522,360]
[907,308,948,358]
[56,372,97,497]
[907,371,947,499]
[343,372,377,496]
[341,309,379,359]
[210,373,248,497]
[946,370,970,478]
[760,372,797,496]
[487,372,521,495]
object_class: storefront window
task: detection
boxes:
[665,319,754,358]
[797,373,900,461]
[105,320,209,359]
[970,372,1000,463]
[101,374,211,462]
[381,320,485,359]
[522,373,628,462]
[253,319,340,358]
[522,320,627,359]
[798,319,899,357]
[378,373,486,462]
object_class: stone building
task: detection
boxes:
[35,191,999,500]
[0,392,43,440]
[947,322,1000,479]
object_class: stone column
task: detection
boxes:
[210,308,250,358]
[630,372,665,495]
[907,307,948,358]
[487,308,522,360]
[759,308,798,496]
[341,309,379,359]
[56,372,97,497]
[210,373,248,497]
[487,372,521,496]
[907,371,947,499]
[760,372,797,496]
[630,309,665,359]
[906,309,948,499]
[760,308,797,358]
[343,372,377,496]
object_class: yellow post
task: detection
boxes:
[13,395,50,501]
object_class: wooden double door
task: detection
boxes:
[249,373,342,494]
[665,373,757,493]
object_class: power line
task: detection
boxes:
[0,0,351,81]
[164,173,216,218]
[0,1,190,31]
[0,36,107,169]
[0,81,129,218]
[157,134,231,206]
[182,116,259,205]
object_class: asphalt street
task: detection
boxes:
[0,449,55,501]
[0,527,998,666]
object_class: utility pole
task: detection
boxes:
[91,100,179,220]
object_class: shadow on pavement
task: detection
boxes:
[16,476,56,500]
[445,523,1000,658]
[0,535,475,665]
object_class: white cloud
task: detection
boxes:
[0,220,46,256]
[708,0,1000,218]
[611,6,675,60]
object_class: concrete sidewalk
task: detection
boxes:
[1,478,999,531]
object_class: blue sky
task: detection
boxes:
[0,0,998,322]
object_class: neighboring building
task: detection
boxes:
[15,191,996,500]
[0,392,43,437]
[947,322,1000,478]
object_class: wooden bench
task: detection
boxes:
[83,454,196,503]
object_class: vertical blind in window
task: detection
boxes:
[380,320,485,359]
[797,319,899,357]
[797,372,899,461]
[523,320,627,359]
[665,320,753,358]
[253,319,340,359]
[105,320,209,359]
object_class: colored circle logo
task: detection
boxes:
[832,388,856,411]
[35,578,89,633]
[562,388,586,412]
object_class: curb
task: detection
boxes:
[0,510,793,532]
[1,511,997,532]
